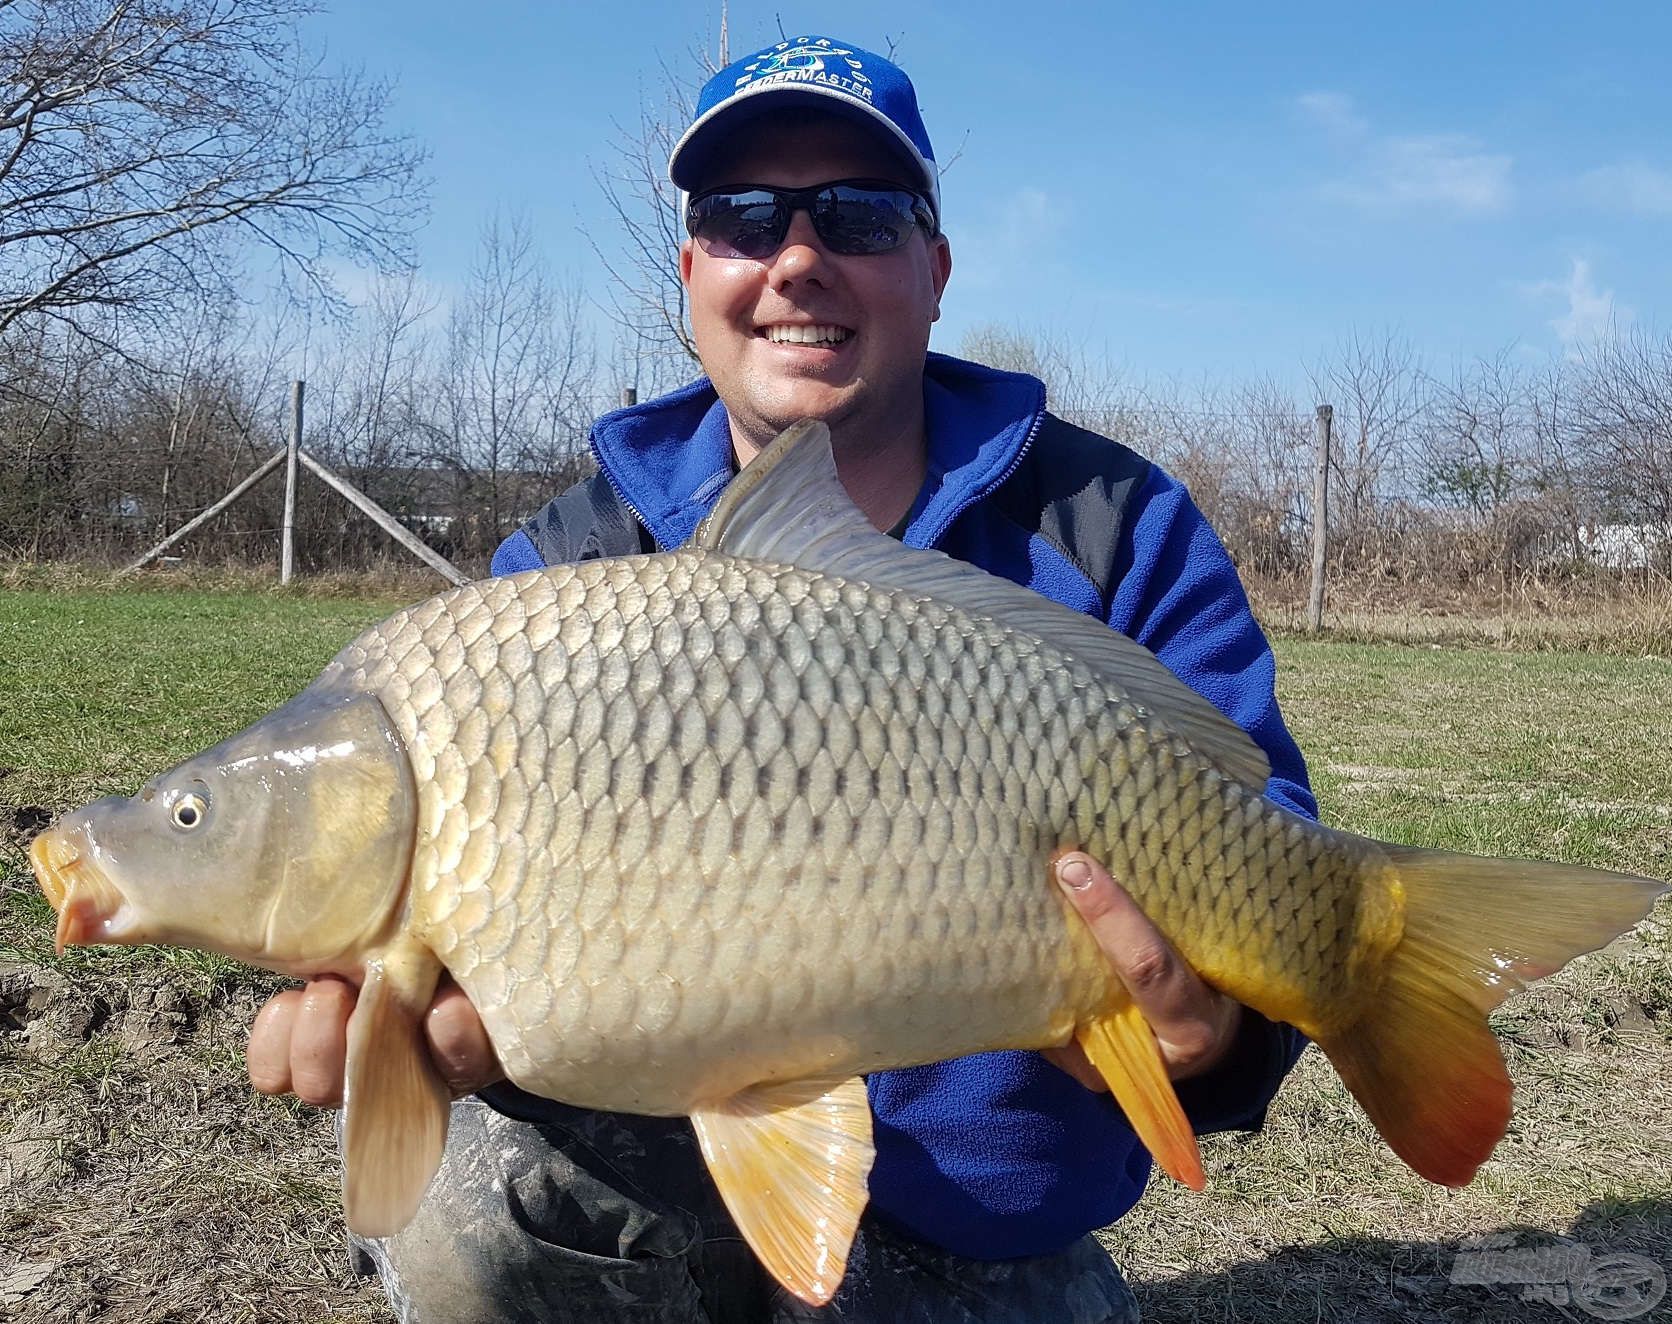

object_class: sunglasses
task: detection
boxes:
[686,178,936,260]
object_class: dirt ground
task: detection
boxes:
[0,947,387,1323]
[5,938,1668,1323]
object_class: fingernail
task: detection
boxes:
[1057,855,1093,891]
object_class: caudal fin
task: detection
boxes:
[1318,846,1665,1187]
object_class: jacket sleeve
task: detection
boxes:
[491,528,545,576]
[1105,466,1315,1135]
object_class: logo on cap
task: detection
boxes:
[735,38,875,103]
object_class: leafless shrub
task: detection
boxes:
[1570,329,1672,549]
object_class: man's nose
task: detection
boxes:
[768,208,830,283]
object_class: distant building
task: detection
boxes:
[1578,523,1665,570]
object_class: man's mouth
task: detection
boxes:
[759,324,852,346]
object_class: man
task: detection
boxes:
[247,35,1315,1323]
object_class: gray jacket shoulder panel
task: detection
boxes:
[991,413,1152,605]
[519,470,655,565]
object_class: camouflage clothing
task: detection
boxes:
[347,1092,1141,1323]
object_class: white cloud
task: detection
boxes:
[1297,92,1512,216]
[1295,91,1367,139]
[1341,135,1512,213]
[997,187,1052,248]
[952,186,1065,291]
[1578,161,1672,217]
[1528,258,1630,354]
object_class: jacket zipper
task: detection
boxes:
[917,399,1048,550]
[590,436,658,549]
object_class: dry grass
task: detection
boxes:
[1250,571,1672,656]
[1109,985,1672,1321]
[1110,632,1672,1321]
[0,556,449,604]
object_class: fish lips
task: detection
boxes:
[29,820,142,954]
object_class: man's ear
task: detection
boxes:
[679,239,696,289]
[930,234,952,322]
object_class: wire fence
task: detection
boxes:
[4,328,1671,588]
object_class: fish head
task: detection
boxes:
[30,687,416,974]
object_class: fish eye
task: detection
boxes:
[171,792,209,831]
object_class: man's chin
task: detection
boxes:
[751,388,856,434]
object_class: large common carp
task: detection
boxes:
[29,420,1666,1304]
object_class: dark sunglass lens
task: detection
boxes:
[691,195,786,259]
[815,189,918,254]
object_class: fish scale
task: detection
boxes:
[319,550,1274,1115]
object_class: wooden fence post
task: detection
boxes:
[130,380,466,585]
[1308,404,1333,632]
[280,380,303,584]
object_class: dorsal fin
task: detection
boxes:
[694,421,1272,794]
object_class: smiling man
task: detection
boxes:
[246,34,1315,1323]
[672,111,951,538]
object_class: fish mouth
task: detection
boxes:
[29,825,138,955]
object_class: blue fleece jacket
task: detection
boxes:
[491,353,1316,1259]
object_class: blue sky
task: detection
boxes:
[305,2,1672,392]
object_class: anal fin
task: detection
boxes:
[690,1075,874,1306]
[1077,991,1206,1191]
[342,939,450,1238]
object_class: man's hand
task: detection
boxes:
[247,974,503,1106]
[1042,852,1243,1090]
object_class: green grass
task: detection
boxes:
[0,585,401,975]
[1274,642,1672,880]
[0,585,401,801]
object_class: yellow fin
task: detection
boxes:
[1076,992,1205,1191]
[342,941,450,1238]
[1321,844,1666,1187]
[689,1075,874,1306]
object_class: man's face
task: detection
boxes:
[680,115,953,449]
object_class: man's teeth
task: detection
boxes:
[764,325,850,345]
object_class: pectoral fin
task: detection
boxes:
[341,940,450,1238]
[1076,991,1205,1191]
[689,1074,874,1306]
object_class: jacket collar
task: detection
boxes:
[589,352,1048,550]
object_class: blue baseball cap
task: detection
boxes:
[668,35,940,227]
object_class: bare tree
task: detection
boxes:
[589,76,701,372]
[1525,358,1594,561]
[957,321,1144,439]
[1572,328,1672,538]
[585,30,735,384]
[1420,349,1530,517]
[307,271,435,473]
[439,215,596,557]
[0,0,426,340]
[1307,330,1429,546]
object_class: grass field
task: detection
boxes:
[1,579,1668,1322]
